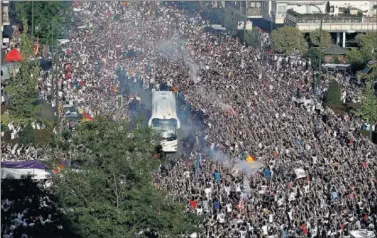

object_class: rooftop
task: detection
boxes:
[322,44,350,55]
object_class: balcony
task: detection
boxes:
[285,11,377,32]
[246,7,262,18]
[2,11,10,25]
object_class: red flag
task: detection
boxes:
[83,112,94,121]
[190,200,197,209]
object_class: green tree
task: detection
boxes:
[353,81,377,140]
[346,48,368,73]
[14,2,71,44]
[309,29,332,48]
[244,28,261,48]
[4,19,41,125]
[305,48,324,70]
[326,79,341,105]
[271,26,308,55]
[223,5,245,32]
[52,118,201,237]
[357,32,377,63]
[1,177,78,237]
[19,124,36,145]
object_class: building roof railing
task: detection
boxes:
[286,9,364,24]
[286,10,377,25]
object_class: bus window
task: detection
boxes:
[151,119,177,141]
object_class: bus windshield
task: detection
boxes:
[151,119,177,141]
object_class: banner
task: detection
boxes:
[194,154,201,179]
[245,21,253,31]
[294,168,307,179]
[116,95,123,109]
[237,21,245,30]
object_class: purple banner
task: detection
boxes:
[1,160,46,170]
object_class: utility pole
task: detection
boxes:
[298,3,323,95]
[32,0,34,37]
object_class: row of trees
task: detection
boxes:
[271,26,377,66]
[3,117,203,237]
[271,27,332,55]
[13,1,71,44]
[51,118,202,237]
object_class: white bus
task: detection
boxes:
[148,91,180,152]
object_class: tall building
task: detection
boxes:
[1,0,10,31]
[328,1,377,16]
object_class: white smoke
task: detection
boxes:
[155,37,201,84]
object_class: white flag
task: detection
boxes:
[294,168,307,179]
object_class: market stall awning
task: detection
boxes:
[5,49,23,62]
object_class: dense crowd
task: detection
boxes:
[2,1,377,237]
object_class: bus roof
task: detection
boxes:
[151,91,178,120]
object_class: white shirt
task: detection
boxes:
[204,187,212,198]
[226,203,232,213]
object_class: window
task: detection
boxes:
[277,6,286,14]
[250,2,256,8]
[256,2,261,8]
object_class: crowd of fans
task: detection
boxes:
[2,1,377,237]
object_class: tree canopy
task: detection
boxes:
[326,79,341,105]
[356,32,377,63]
[353,81,377,139]
[271,26,308,55]
[305,48,324,71]
[309,29,332,48]
[14,1,71,44]
[244,28,261,48]
[2,176,77,238]
[52,117,202,237]
[223,5,245,32]
[4,19,42,126]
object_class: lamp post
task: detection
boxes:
[270,10,275,33]
[298,3,323,95]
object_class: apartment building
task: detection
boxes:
[1,0,10,30]
[328,1,377,16]
[272,1,328,24]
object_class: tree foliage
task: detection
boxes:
[353,81,377,139]
[271,26,308,55]
[1,177,78,238]
[52,118,201,237]
[14,1,71,44]
[223,5,245,31]
[357,32,377,63]
[309,29,332,48]
[305,48,324,70]
[346,48,365,72]
[244,28,261,48]
[4,19,41,126]
[326,79,341,105]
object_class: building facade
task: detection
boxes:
[328,1,377,16]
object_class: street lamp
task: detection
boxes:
[298,3,323,95]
